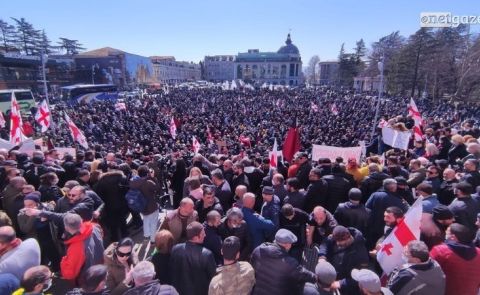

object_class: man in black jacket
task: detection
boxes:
[232,163,250,192]
[322,164,351,214]
[304,168,329,213]
[295,152,312,190]
[170,221,216,295]
[448,182,480,231]
[251,228,316,295]
[360,164,389,203]
[318,226,369,295]
[334,188,371,237]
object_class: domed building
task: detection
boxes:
[233,34,302,86]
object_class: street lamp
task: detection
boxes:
[91,64,99,84]
[41,51,49,105]
[370,53,385,141]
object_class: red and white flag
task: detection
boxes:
[330,103,339,115]
[10,92,26,144]
[115,102,126,111]
[64,113,89,149]
[270,138,278,168]
[35,99,51,132]
[169,117,177,139]
[239,134,251,147]
[0,111,5,128]
[311,102,319,112]
[192,136,201,154]
[408,98,423,141]
[377,197,422,274]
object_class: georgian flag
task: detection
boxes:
[270,138,278,168]
[330,103,339,115]
[377,197,422,274]
[0,110,5,128]
[64,113,89,149]
[35,99,51,132]
[169,117,177,139]
[311,102,319,112]
[10,92,26,144]
[192,136,201,154]
[115,102,126,111]
[207,127,214,144]
[408,98,424,141]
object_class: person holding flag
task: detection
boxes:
[408,98,423,141]
[170,116,177,139]
[35,99,51,132]
[270,138,278,168]
[9,92,26,144]
[192,136,201,154]
[64,113,89,149]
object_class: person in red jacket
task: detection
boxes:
[61,213,104,285]
[430,223,480,295]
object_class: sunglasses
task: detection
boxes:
[116,250,131,257]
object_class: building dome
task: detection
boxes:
[277,33,299,55]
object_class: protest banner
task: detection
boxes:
[312,144,362,162]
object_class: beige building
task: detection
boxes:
[203,55,235,82]
[151,56,201,84]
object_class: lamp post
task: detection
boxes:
[370,53,385,141]
[91,64,99,84]
[41,51,49,105]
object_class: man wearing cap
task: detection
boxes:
[448,181,480,231]
[334,188,371,237]
[430,223,480,295]
[260,186,281,229]
[209,236,255,295]
[303,260,338,295]
[318,225,369,294]
[365,179,408,249]
[251,228,316,295]
[420,204,455,249]
[351,269,393,295]
[387,240,445,295]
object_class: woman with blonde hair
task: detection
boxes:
[425,143,439,163]
[448,134,468,165]
[182,167,212,197]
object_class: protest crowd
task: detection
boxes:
[0,86,480,295]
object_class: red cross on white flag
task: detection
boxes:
[10,92,26,144]
[377,197,423,274]
[35,99,51,132]
[270,138,278,168]
[192,136,201,154]
[169,117,177,139]
[64,113,89,149]
[408,98,424,141]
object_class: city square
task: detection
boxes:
[1,1,480,295]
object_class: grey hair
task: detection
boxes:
[383,178,397,189]
[132,261,156,282]
[211,169,224,180]
[243,192,256,201]
[63,213,82,231]
[226,207,244,220]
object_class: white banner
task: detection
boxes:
[382,126,411,150]
[312,145,362,162]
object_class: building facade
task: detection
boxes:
[74,47,155,88]
[317,61,339,86]
[233,34,302,86]
[151,56,201,84]
[353,75,383,92]
[203,55,235,82]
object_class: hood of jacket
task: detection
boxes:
[446,240,478,260]
[64,221,93,246]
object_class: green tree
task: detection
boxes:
[11,17,41,55]
[57,37,85,55]
[0,19,17,52]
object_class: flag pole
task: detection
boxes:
[370,53,385,141]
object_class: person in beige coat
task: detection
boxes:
[104,237,138,295]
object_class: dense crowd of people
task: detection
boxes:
[0,87,479,295]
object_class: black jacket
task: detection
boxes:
[448,144,468,166]
[123,280,178,295]
[218,220,252,260]
[438,179,458,205]
[170,241,216,295]
[334,201,371,236]
[296,162,313,190]
[318,228,369,295]
[322,174,351,213]
[448,196,480,231]
[93,171,129,215]
[251,242,316,295]
[304,179,329,213]
[360,172,389,203]
[232,173,250,191]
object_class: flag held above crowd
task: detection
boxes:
[377,197,423,275]
[35,99,51,132]
[408,98,423,141]
[10,92,26,145]
[64,112,89,149]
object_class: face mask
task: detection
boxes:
[43,279,52,291]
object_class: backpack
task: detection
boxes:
[125,177,147,213]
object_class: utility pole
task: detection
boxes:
[370,53,385,141]
[91,64,98,84]
[41,51,49,105]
